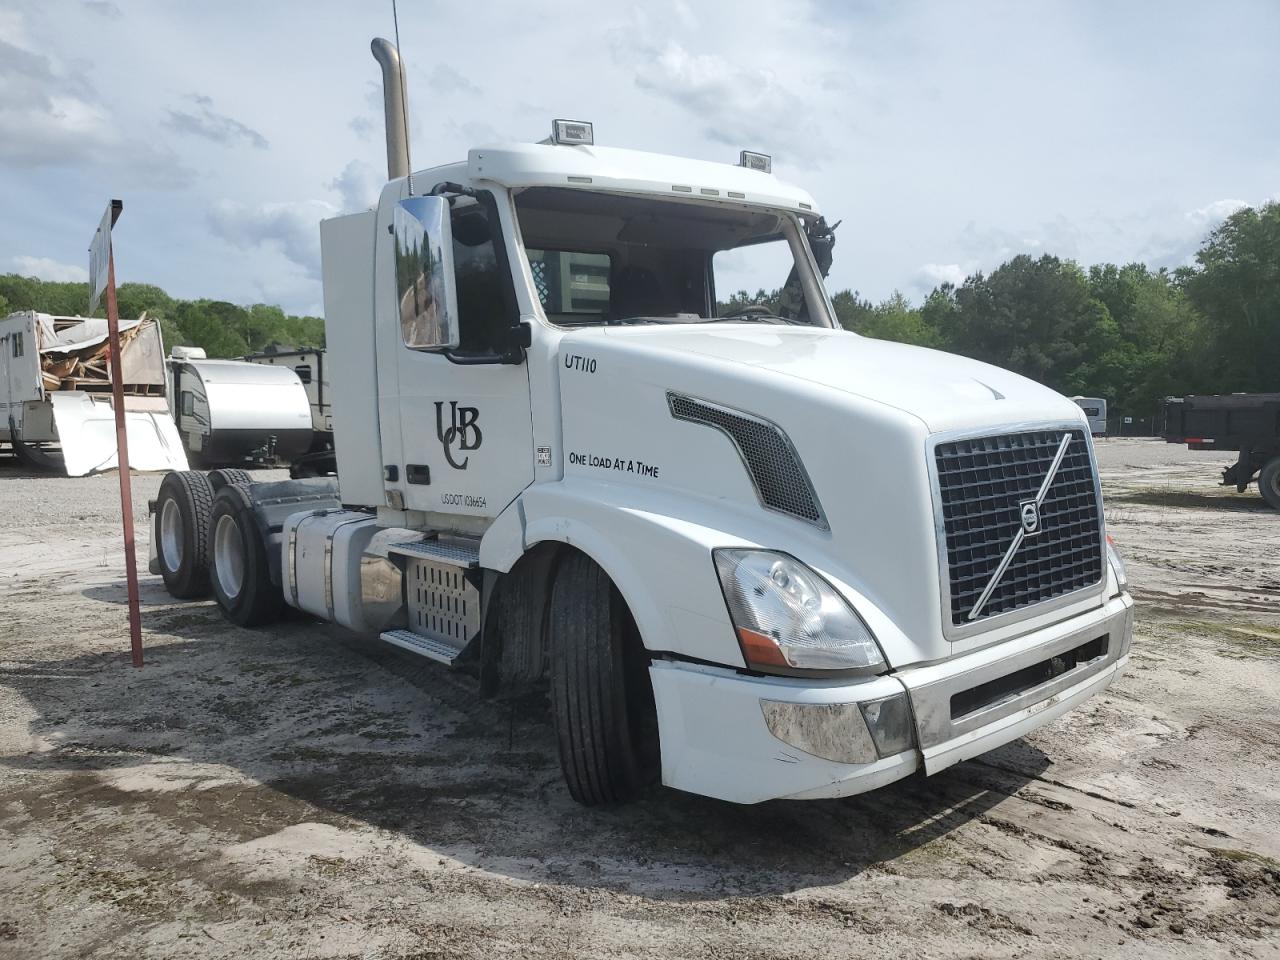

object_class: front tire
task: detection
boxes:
[208,485,282,627]
[549,552,658,805]
[154,470,215,598]
[1260,456,1280,510]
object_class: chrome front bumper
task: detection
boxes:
[649,590,1133,804]
[898,591,1133,774]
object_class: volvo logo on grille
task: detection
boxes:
[966,431,1074,622]
[1019,500,1041,536]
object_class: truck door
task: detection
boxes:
[379,193,534,520]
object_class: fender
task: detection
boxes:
[480,476,931,671]
[484,477,751,667]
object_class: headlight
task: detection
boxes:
[713,549,886,673]
[1106,534,1128,591]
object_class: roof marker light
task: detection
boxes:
[552,119,593,145]
[739,150,771,173]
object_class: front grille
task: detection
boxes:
[935,429,1102,627]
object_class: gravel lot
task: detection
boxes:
[1,438,1278,959]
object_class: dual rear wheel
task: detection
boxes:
[151,470,279,625]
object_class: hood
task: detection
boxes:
[581,324,1083,434]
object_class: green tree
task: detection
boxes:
[830,289,875,333]
[1182,201,1280,392]
[1088,263,1202,415]
[947,255,1117,395]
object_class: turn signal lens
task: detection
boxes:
[713,549,885,672]
[1106,534,1128,591]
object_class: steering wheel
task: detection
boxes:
[719,304,788,323]
[725,304,772,316]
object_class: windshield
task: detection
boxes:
[515,187,833,328]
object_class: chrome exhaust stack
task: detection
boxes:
[371,37,409,181]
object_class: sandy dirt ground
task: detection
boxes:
[1,438,1278,959]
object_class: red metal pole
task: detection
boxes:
[104,241,144,667]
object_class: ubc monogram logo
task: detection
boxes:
[435,401,482,469]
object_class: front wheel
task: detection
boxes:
[208,485,282,627]
[1260,456,1280,510]
[548,552,659,805]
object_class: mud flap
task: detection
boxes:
[50,393,189,476]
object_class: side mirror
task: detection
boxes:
[393,196,459,351]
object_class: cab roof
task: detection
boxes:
[408,142,821,216]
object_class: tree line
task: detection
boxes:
[4,201,1275,419]
[733,201,1279,420]
[0,275,324,358]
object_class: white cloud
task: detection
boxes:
[428,64,481,96]
[327,160,380,213]
[0,14,191,185]
[207,199,335,278]
[917,263,970,288]
[1187,198,1249,227]
[12,255,89,283]
[628,39,822,161]
[0,35,109,165]
[165,94,268,149]
[81,1,122,18]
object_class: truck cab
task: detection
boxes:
[151,42,1132,806]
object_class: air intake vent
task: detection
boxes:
[667,392,826,528]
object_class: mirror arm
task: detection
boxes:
[430,181,477,204]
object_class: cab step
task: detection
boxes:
[380,628,461,665]
[387,537,479,568]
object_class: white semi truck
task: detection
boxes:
[150,38,1132,805]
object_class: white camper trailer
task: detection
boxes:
[1071,397,1108,437]
[242,348,332,437]
[0,311,187,476]
[168,349,313,467]
[242,347,336,475]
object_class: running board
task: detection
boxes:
[380,628,461,666]
[387,538,480,568]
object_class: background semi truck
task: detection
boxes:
[149,37,1132,806]
[1161,392,1280,508]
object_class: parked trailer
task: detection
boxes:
[242,347,335,476]
[0,311,186,475]
[1161,392,1280,508]
[168,349,314,468]
[1071,396,1107,437]
[150,38,1132,806]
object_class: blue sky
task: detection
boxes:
[1,0,1276,315]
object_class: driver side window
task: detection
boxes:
[450,204,517,356]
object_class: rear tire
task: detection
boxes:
[208,485,283,627]
[1260,456,1280,510]
[207,468,253,491]
[154,470,215,598]
[549,552,658,805]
